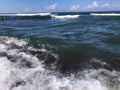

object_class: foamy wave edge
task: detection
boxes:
[0,13,80,20]
[90,13,120,16]
[0,13,51,16]
[0,36,119,90]
[51,14,80,19]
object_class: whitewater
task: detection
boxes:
[0,13,80,19]
[90,13,120,16]
[0,36,119,90]
[0,11,120,90]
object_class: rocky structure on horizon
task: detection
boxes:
[0,16,7,20]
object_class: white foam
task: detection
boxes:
[51,14,80,19]
[16,13,51,16]
[90,13,120,16]
[0,36,119,90]
[0,13,51,16]
[0,44,7,52]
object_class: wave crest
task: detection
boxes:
[90,13,120,16]
[51,14,80,19]
[0,13,51,17]
[16,13,51,16]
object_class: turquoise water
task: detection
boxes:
[0,12,120,90]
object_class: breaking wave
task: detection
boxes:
[16,13,51,16]
[90,13,120,16]
[0,36,119,90]
[0,13,80,20]
[51,14,80,19]
[0,13,51,17]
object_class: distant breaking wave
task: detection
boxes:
[16,13,51,16]
[1,12,120,17]
[0,13,51,16]
[90,13,120,16]
[0,13,80,19]
[51,14,80,19]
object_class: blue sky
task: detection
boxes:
[0,0,120,13]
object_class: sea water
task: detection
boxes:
[0,12,120,90]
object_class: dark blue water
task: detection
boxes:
[0,12,120,73]
[0,12,120,90]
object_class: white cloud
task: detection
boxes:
[70,5,80,11]
[84,1,99,9]
[46,3,57,10]
[92,1,98,7]
[83,1,120,10]
[45,1,120,11]
[102,3,110,8]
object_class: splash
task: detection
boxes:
[0,36,119,90]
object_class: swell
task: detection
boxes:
[49,21,82,28]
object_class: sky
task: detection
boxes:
[0,0,120,13]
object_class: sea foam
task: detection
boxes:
[0,13,51,16]
[90,13,120,16]
[16,13,51,16]
[51,15,80,19]
[0,36,119,90]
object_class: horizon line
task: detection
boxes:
[0,10,120,14]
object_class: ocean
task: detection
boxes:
[0,12,120,90]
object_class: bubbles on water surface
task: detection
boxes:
[0,36,119,90]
